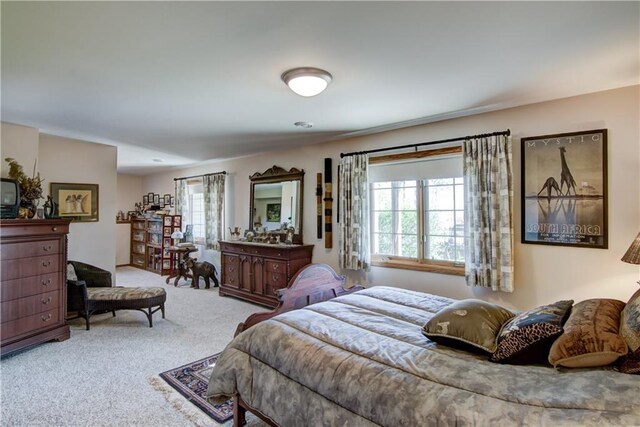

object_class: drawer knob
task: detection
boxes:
[41,279,52,287]
[41,314,52,322]
[52,226,58,232]
[42,297,52,305]
[273,275,279,282]
[42,260,52,267]
[42,245,52,252]
[273,264,279,270]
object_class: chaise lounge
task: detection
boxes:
[66,261,166,330]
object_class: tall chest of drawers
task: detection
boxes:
[1,219,71,356]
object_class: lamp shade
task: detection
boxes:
[281,67,332,97]
[621,232,640,264]
[171,230,184,240]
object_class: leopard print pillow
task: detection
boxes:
[489,300,573,365]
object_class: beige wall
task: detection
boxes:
[1,124,119,277]
[116,174,143,266]
[1,122,40,178]
[143,86,640,310]
[37,134,118,278]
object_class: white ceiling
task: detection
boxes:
[2,2,638,175]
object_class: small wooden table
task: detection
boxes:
[164,246,198,287]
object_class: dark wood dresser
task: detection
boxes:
[219,240,313,308]
[1,219,71,356]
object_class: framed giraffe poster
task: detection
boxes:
[521,129,607,248]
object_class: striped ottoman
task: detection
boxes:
[83,287,166,330]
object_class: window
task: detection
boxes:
[369,150,465,275]
[187,180,205,244]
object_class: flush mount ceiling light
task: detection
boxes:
[281,67,332,97]
[294,121,313,128]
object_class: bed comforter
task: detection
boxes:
[207,286,640,426]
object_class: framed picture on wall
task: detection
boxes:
[164,227,172,237]
[50,182,99,222]
[521,129,608,249]
[164,216,172,226]
[164,194,172,205]
[173,216,181,227]
[153,194,160,205]
[143,195,149,205]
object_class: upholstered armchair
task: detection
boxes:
[66,261,113,329]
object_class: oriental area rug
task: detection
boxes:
[158,352,234,424]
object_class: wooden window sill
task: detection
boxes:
[371,258,464,276]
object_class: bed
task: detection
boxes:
[207,264,640,426]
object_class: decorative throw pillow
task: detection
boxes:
[67,263,78,281]
[619,347,640,375]
[489,300,573,365]
[620,287,640,352]
[422,299,514,354]
[548,299,628,368]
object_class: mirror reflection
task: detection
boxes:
[252,181,300,233]
[249,166,305,244]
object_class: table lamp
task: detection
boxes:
[622,232,640,285]
[171,230,184,246]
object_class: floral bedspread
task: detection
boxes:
[207,287,640,426]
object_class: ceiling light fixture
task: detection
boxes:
[294,121,313,128]
[282,67,332,97]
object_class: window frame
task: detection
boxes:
[186,178,206,245]
[369,146,465,276]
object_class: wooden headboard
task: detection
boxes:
[234,263,363,336]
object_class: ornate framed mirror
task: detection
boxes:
[249,166,304,244]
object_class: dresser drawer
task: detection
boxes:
[0,239,61,260]
[265,260,286,274]
[1,308,60,341]
[1,291,59,323]
[0,221,69,239]
[0,273,61,301]
[1,255,60,281]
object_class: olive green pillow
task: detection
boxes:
[548,299,628,368]
[423,299,514,354]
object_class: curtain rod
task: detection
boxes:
[173,171,227,181]
[339,129,511,158]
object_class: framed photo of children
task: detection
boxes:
[521,129,607,249]
[50,182,99,222]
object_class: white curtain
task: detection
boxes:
[338,154,370,271]
[203,174,225,250]
[174,178,189,229]
[463,134,514,292]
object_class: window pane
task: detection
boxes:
[400,211,418,234]
[455,211,464,232]
[428,236,456,261]
[373,181,393,189]
[429,185,454,210]
[454,177,464,184]
[455,237,465,262]
[398,186,417,210]
[374,233,393,255]
[372,188,392,210]
[455,184,464,209]
[399,235,418,258]
[428,211,455,236]
[373,211,393,233]
[428,178,454,186]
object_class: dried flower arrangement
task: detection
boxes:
[4,158,44,206]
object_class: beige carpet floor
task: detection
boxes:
[1,267,268,426]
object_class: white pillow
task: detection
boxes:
[67,263,78,281]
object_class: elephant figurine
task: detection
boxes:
[185,258,219,289]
